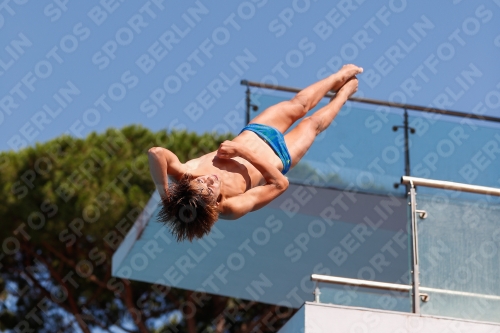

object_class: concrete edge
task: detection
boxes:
[303,302,500,327]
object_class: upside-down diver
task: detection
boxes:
[148,64,363,241]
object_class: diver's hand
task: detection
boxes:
[217,141,245,159]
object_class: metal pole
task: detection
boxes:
[401,176,500,196]
[311,274,412,292]
[403,109,410,178]
[409,181,421,314]
[243,80,251,125]
[403,109,411,194]
[313,281,320,303]
[393,108,415,193]
[419,287,500,301]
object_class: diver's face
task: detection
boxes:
[193,174,221,201]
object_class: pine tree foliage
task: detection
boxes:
[0,126,294,333]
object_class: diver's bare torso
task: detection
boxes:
[182,131,283,212]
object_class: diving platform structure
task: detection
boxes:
[112,175,500,331]
[113,83,500,331]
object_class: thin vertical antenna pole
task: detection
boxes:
[409,181,421,314]
[404,108,411,194]
[245,81,251,125]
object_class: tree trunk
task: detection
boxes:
[213,296,227,333]
[241,305,276,333]
[22,242,92,333]
[123,279,149,333]
[215,316,226,333]
[185,291,197,333]
[59,269,92,333]
[73,314,92,333]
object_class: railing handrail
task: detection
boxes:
[401,176,500,196]
[241,80,500,123]
[310,274,500,301]
[310,274,412,292]
[420,287,500,301]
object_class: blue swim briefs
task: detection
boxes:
[240,123,292,174]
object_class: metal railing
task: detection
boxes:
[240,80,500,123]
[242,80,500,318]
[401,176,500,196]
[311,274,413,303]
[310,176,500,315]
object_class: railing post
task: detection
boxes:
[409,180,421,314]
[313,281,320,303]
[392,108,416,194]
[243,80,251,125]
[241,79,259,125]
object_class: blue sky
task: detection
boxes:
[1,0,499,152]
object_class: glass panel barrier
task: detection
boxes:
[409,112,500,191]
[317,282,411,313]
[250,92,408,196]
[250,92,500,196]
[416,192,500,323]
[250,89,500,322]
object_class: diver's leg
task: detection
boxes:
[249,64,363,133]
[284,77,359,168]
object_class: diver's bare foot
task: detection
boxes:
[336,76,358,99]
[330,64,363,92]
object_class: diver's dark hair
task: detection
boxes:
[157,174,219,242]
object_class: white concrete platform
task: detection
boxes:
[278,302,500,333]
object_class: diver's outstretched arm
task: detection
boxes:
[148,147,186,199]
